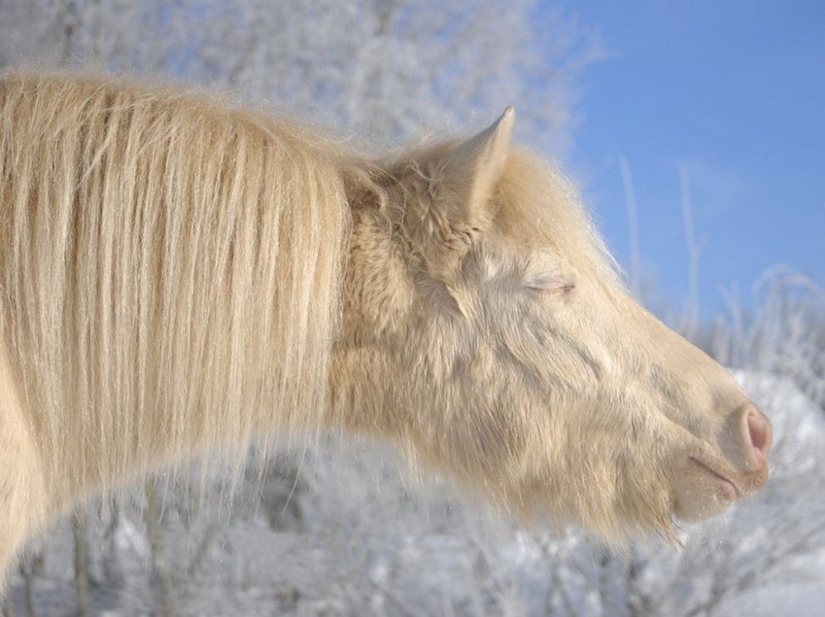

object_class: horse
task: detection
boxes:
[0,72,771,589]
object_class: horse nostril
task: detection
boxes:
[746,407,772,466]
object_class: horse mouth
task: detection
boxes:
[688,456,739,502]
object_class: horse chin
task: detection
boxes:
[671,455,742,522]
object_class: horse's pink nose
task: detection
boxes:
[745,404,772,468]
[734,403,773,471]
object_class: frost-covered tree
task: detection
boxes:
[186,0,600,151]
[0,0,601,153]
[0,0,166,69]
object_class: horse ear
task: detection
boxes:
[394,108,514,287]
[429,107,514,233]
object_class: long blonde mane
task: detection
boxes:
[0,72,352,503]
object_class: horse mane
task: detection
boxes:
[0,71,359,501]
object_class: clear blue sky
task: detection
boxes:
[562,0,824,319]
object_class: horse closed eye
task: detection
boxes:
[524,275,576,296]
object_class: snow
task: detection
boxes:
[720,582,825,617]
[4,372,825,616]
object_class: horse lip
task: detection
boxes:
[688,455,740,500]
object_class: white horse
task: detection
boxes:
[0,72,771,589]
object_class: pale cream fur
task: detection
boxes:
[0,72,770,590]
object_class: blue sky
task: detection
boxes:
[561,1,824,319]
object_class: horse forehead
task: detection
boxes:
[492,195,578,258]
[491,193,621,289]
